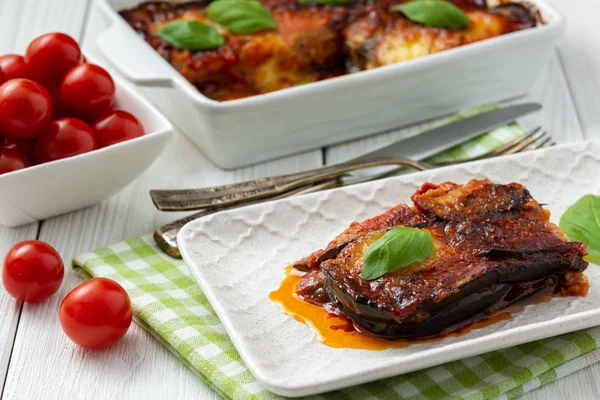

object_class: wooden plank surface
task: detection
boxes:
[0,226,38,396]
[546,0,600,139]
[0,3,324,399]
[0,0,90,393]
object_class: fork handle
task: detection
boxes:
[154,210,212,258]
[151,157,427,212]
[154,179,341,257]
[150,168,321,211]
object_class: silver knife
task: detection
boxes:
[151,102,542,256]
[353,103,541,162]
[152,102,541,211]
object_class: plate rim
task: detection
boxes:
[179,140,600,397]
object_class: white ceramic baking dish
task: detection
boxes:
[95,0,564,169]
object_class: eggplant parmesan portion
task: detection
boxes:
[119,1,538,101]
[294,179,589,340]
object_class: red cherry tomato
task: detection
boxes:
[25,33,81,86]
[34,117,97,163]
[59,277,133,349]
[0,149,31,175]
[2,240,64,303]
[0,55,29,80]
[0,67,5,84]
[46,85,68,119]
[92,110,144,147]
[1,138,34,160]
[0,79,52,140]
[60,64,115,119]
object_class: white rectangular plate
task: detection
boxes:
[178,141,600,397]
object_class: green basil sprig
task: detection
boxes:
[298,0,353,4]
[391,0,471,30]
[206,0,277,34]
[157,20,225,50]
[362,227,434,280]
[559,194,600,264]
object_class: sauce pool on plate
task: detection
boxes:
[269,265,511,350]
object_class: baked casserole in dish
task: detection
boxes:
[119,0,540,101]
[96,0,563,168]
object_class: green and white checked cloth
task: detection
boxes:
[73,107,600,400]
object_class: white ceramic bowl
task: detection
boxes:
[96,0,564,170]
[0,60,173,228]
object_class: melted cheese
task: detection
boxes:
[374,11,511,67]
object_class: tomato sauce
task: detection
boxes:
[269,265,511,350]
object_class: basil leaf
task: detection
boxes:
[298,0,353,4]
[157,20,225,50]
[559,194,600,264]
[206,0,277,34]
[362,227,434,280]
[391,0,471,30]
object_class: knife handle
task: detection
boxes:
[150,157,428,212]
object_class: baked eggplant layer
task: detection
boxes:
[119,1,537,101]
[295,179,589,340]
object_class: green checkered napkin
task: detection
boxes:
[73,107,600,400]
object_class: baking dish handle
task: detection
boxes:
[96,20,174,87]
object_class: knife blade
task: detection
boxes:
[353,103,541,162]
[152,103,542,255]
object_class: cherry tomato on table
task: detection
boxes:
[2,240,64,302]
[92,110,144,147]
[59,277,133,349]
[0,55,29,80]
[0,149,31,175]
[34,117,97,163]
[0,67,4,84]
[25,33,81,86]
[60,63,115,120]
[0,79,52,140]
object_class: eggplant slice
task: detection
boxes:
[295,179,589,340]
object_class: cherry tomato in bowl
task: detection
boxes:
[0,55,29,80]
[0,35,173,228]
[34,117,97,164]
[0,149,31,175]
[92,110,144,147]
[25,33,81,86]
[60,63,115,120]
[59,277,133,349]
[46,85,68,120]
[0,79,52,140]
[1,138,34,160]
[2,240,64,302]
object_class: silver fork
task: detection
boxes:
[154,129,554,257]
[151,127,549,212]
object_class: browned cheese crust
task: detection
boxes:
[120,0,537,101]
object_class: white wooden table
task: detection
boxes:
[1,0,599,398]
